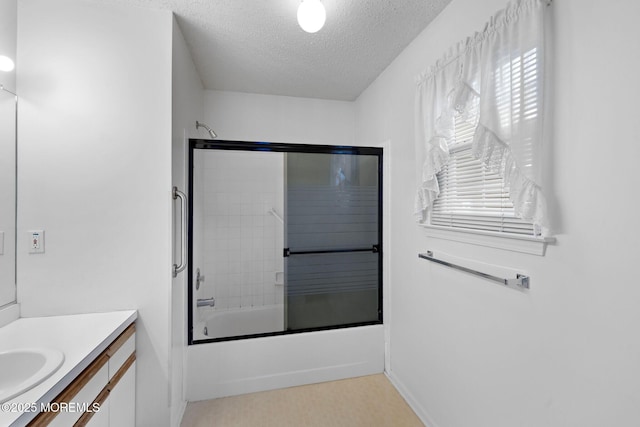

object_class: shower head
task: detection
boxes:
[196,120,217,139]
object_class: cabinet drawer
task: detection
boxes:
[107,361,135,427]
[83,397,109,427]
[47,356,109,427]
[107,330,135,378]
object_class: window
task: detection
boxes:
[428,48,541,238]
[415,0,551,254]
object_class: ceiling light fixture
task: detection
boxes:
[0,55,15,72]
[297,0,326,33]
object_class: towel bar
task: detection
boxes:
[418,251,529,289]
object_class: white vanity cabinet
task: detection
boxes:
[28,323,136,427]
[103,361,135,427]
[83,397,109,427]
[103,325,136,427]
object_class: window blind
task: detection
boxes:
[430,49,539,237]
[431,144,535,235]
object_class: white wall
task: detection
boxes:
[171,16,204,427]
[355,1,640,426]
[17,1,173,425]
[204,90,355,145]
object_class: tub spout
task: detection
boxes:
[197,297,215,308]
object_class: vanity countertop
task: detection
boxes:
[0,310,137,426]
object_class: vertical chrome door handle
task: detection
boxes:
[173,186,187,278]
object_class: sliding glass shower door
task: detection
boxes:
[284,152,381,330]
[188,140,382,344]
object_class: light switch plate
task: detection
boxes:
[28,230,45,254]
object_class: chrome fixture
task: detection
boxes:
[196,268,205,290]
[418,251,530,289]
[197,297,215,308]
[0,84,17,96]
[173,187,187,278]
[196,121,217,139]
[267,207,284,224]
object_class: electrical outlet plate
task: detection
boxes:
[28,230,45,254]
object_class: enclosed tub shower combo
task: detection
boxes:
[177,139,383,344]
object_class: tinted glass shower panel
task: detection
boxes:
[285,153,381,330]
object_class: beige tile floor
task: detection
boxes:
[180,374,424,427]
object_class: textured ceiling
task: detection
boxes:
[92,0,453,101]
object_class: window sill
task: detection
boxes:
[420,224,555,256]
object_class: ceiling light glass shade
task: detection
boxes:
[297,0,326,33]
[0,56,15,72]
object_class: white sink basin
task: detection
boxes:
[0,348,65,403]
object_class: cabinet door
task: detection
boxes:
[84,398,109,427]
[109,361,136,427]
[50,363,109,427]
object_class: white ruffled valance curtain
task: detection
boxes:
[414,0,549,234]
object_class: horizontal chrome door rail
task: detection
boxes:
[284,244,379,257]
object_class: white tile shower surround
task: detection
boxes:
[197,150,284,311]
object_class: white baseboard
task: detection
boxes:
[386,370,441,427]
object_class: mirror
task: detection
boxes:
[0,0,17,307]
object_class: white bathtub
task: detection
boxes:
[195,305,284,340]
